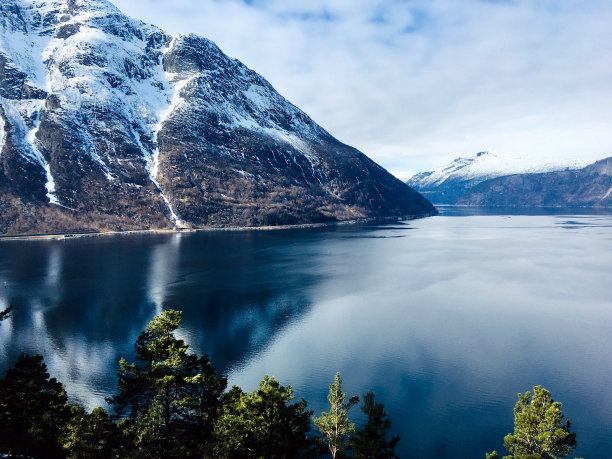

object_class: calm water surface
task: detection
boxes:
[1,208,611,458]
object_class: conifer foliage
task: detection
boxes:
[214,376,313,458]
[63,405,123,458]
[109,309,227,458]
[0,309,478,459]
[314,371,360,459]
[0,353,72,458]
[486,385,577,459]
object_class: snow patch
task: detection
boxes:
[0,114,5,156]
[25,102,60,205]
[229,112,316,160]
[233,169,254,179]
[410,151,591,187]
[1,98,61,204]
[154,72,193,134]
[132,127,183,227]
[0,21,52,90]
[243,84,271,111]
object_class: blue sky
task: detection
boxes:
[112,0,612,178]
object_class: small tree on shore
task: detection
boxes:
[486,385,577,459]
[314,372,359,458]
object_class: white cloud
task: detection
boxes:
[111,0,612,178]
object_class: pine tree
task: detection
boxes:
[487,385,577,459]
[351,392,400,458]
[0,353,72,458]
[214,375,313,458]
[313,372,359,459]
[63,405,123,458]
[109,310,226,458]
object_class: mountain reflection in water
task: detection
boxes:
[0,230,322,407]
[1,209,611,458]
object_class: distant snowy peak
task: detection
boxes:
[409,151,589,188]
[406,151,599,205]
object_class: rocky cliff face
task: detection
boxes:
[0,0,434,235]
[455,157,612,207]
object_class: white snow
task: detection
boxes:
[410,151,591,187]
[25,101,60,204]
[233,169,254,179]
[1,98,60,204]
[41,163,60,204]
[1,0,332,222]
[160,192,182,227]
[138,42,196,228]
[0,0,189,222]
[229,110,317,161]
[159,34,326,165]
[243,84,272,111]
[154,72,193,136]
[0,17,52,90]
[0,114,5,155]
[132,127,183,228]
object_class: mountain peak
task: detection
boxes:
[0,0,434,235]
[407,151,598,205]
[409,151,587,189]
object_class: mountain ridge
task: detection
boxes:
[0,0,435,235]
[455,156,612,207]
[406,151,600,205]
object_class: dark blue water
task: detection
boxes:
[1,208,611,458]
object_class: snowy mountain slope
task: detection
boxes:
[455,156,612,207]
[1,0,177,231]
[0,0,434,234]
[406,151,589,204]
[410,151,588,188]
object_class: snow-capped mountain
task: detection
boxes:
[455,156,612,207]
[0,0,434,235]
[407,151,589,204]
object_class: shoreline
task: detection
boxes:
[0,212,438,242]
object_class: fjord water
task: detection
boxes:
[1,208,611,458]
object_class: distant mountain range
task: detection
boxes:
[407,152,612,207]
[0,0,434,235]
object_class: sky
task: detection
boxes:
[111,0,612,179]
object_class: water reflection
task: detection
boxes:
[147,233,182,316]
[0,215,611,458]
[0,231,322,408]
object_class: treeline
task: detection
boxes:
[0,310,399,458]
[0,308,579,458]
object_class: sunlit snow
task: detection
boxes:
[411,151,590,187]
